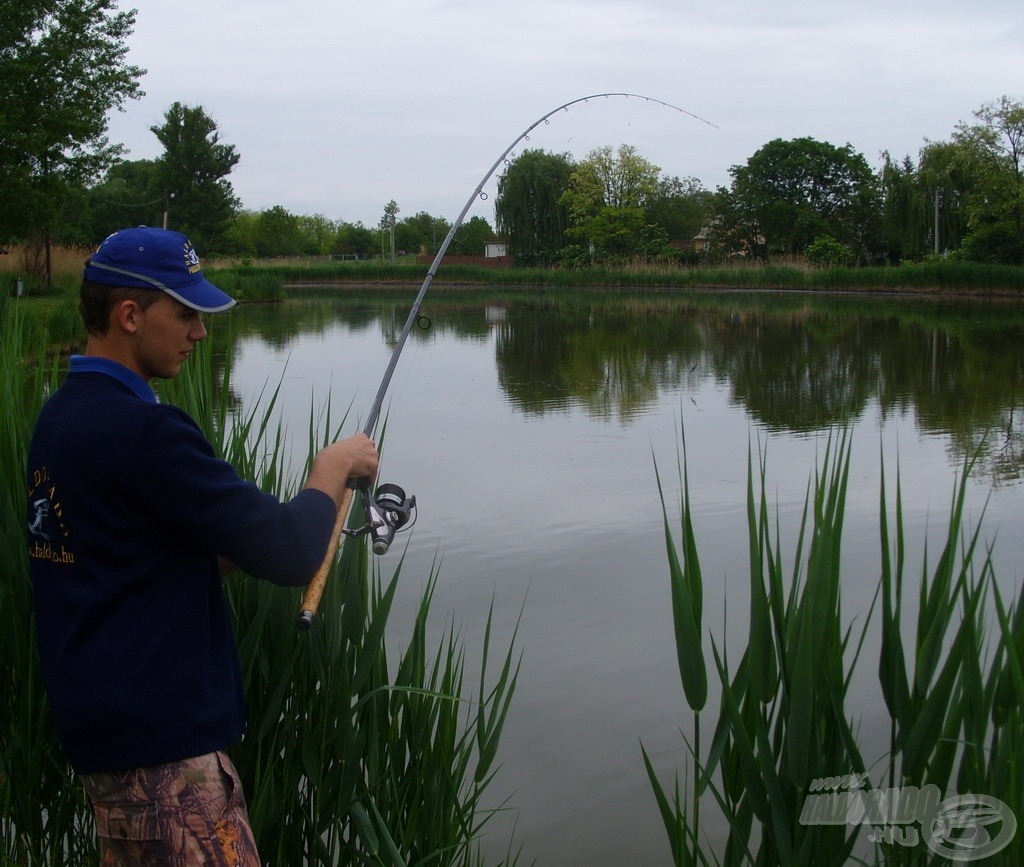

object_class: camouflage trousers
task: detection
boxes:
[80,750,261,867]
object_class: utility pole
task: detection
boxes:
[162,192,175,230]
[381,199,400,263]
[934,188,941,256]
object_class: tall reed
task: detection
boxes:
[647,429,1023,865]
[0,299,90,865]
[1,304,521,866]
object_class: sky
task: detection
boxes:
[103,0,1024,230]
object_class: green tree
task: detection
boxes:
[224,209,259,257]
[151,102,240,253]
[919,141,976,254]
[0,0,145,279]
[297,213,337,256]
[560,144,664,260]
[720,137,881,260]
[879,153,927,261]
[332,221,376,257]
[254,205,303,258]
[952,95,1024,264]
[494,148,574,260]
[396,211,450,255]
[880,143,976,261]
[451,215,494,256]
[805,234,855,267]
[80,159,163,242]
[645,175,713,243]
[379,199,400,261]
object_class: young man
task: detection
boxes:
[26,227,378,865]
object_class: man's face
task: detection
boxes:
[130,293,208,380]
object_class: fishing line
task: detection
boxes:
[298,92,716,629]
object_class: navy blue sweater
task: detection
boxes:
[26,357,337,774]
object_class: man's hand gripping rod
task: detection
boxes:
[297,93,715,630]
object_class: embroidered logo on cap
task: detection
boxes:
[183,240,202,275]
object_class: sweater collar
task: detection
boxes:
[69,356,157,404]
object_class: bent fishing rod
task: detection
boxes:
[298,92,716,630]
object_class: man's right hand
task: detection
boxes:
[304,434,380,507]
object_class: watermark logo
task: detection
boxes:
[800,775,1016,862]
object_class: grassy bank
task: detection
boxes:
[218,259,1024,295]
[5,244,1023,296]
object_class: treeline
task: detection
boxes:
[494,97,1024,268]
[60,158,497,263]
[3,3,1022,283]
[40,109,497,264]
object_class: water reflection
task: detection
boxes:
[219,288,1024,866]
[220,290,1024,482]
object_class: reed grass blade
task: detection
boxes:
[655,442,707,712]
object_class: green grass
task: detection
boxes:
[0,301,521,866]
[206,267,286,302]
[207,258,1024,294]
[647,429,1024,865]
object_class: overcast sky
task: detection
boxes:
[104,0,1023,229]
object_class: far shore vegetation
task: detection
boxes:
[4,244,1023,310]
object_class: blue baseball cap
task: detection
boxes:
[83,227,235,313]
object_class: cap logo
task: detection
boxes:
[183,240,202,275]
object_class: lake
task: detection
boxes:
[221,288,1024,866]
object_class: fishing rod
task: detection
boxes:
[297,92,717,630]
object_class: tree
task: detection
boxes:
[224,209,259,257]
[494,149,574,260]
[151,102,240,253]
[78,159,163,242]
[805,235,855,267]
[0,0,145,277]
[451,215,494,256]
[951,95,1024,264]
[254,205,303,258]
[918,141,976,254]
[879,153,928,261]
[396,211,450,255]
[645,175,713,243]
[719,137,881,260]
[378,199,400,261]
[565,144,661,211]
[879,143,976,261]
[560,144,664,260]
[297,213,337,256]
[332,221,376,258]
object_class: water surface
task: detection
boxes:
[222,288,1024,866]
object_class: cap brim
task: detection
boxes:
[163,277,236,313]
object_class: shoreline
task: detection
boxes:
[280,279,1024,300]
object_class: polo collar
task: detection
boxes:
[69,356,157,404]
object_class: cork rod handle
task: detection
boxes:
[297,485,356,630]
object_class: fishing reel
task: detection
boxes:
[344,482,417,555]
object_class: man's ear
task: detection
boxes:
[113,299,142,334]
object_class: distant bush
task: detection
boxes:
[806,235,855,268]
